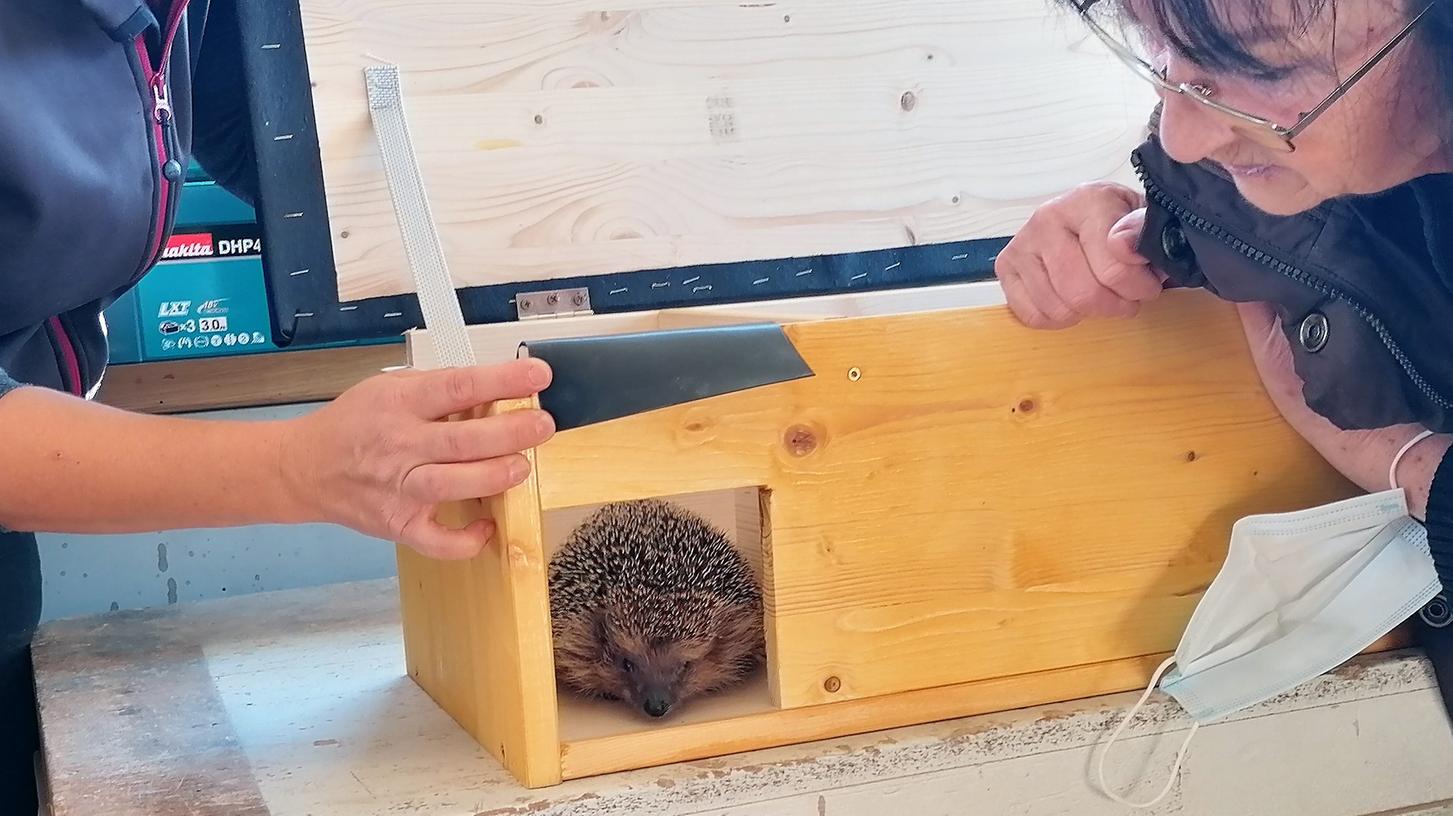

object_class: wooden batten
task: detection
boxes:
[395,399,562,788]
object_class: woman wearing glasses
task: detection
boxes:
[997,0,1453,714]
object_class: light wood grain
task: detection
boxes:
[524,289,1361,711]
[93,343,404,414]
[396,399,562,788]
[299,0,1157,301]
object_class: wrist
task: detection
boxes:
[269,415,330,526]
[1395,431,1453,521]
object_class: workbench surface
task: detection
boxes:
[30,578,1453,816]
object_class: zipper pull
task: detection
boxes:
[152,76,183,182]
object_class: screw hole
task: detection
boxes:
[848,367,862,382]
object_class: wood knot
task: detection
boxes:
[784,425,818,456]
[1015,398,1036,414]
[1185,450,1198,462]
[900,91,917,111]
[534,114,544,125]
[339,229,351,239]
[824,676,842,693]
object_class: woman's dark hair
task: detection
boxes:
[1074,0,1453,93]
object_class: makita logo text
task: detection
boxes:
[163,233,214,259]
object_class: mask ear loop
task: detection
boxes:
[1096,655,1200,809]
[1390,429,1435,491]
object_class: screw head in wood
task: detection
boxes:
[848,367,862,382]
[824,676,842,693]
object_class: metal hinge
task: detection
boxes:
[515,287,593,320]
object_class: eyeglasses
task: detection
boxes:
[1072,0,1437,152]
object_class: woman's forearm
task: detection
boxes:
[0,386,316,534]
[1234,301,1452,520]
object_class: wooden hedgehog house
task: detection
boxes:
[239,0,1386,789]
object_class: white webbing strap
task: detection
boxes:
[363,63,476,369]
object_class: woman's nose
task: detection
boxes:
[1157,91,1241,165]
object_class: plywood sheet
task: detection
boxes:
[299,0,1158,301]
[524,289,1361,709]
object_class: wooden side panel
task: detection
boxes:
[395,400,562,787]
[298,0,1157,302]
[527,290,1361,710]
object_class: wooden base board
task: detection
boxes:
[556,625,1414,780]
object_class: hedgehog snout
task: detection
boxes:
[641,688,674,718]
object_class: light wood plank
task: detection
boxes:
[94,344,404,414]
[523,289,1361,710]
[299,0,1157,301]
[396,399,562,787]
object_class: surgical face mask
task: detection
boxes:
[1096,461,1441,808]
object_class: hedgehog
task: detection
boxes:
[547,498,765,720]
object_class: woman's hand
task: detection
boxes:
[281,358,556,559]
[995,181,1165,329]
[1236,300,1451,518]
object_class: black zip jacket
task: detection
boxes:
[1132,128,1453,632]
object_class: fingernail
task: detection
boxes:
[511,457,530,482]
[527,360,551,388]
[535,412,555,437]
